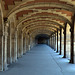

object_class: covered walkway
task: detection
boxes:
[0,44,75,75]
[1,0,75,71]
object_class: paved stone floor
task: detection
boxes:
[0,44,75,75]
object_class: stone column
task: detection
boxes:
[7,21,14,64]
[70,15,74,63]
[21,33,23,56]
[50,36,51,47]
[30,37,33,48]
[50,37,51,47]
[7,27,12,64]
[26,35,29,51]
[49,37,51,46]
[25,37,26,52]
[14,29,18,61]
[51,36,52,48]
[30,36,32,48]
[51,35,53,48]
[0,15,4,71]
[63,23,67,58]
[52,35,53,48]
[28,35,31,51]
[17,34,20,58]
[31,37,35,47]
[1,35,3,71]
[53,34,55,50]
[56,29,58,52]
[23,37,26,54]
[10,22,15,62]
[3,19,9,71]
[59,28,62,55]
[52,35,54,49]
[17,32,23,57]
[54,33,56,51]
[12,34,15,62]
[9,33,12,64]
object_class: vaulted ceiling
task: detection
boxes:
[2,0,75,37]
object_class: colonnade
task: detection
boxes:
[0,3,75,72]
[0,17,35,71]
[0,17,75,71]
[0,15,75,71]
[50,20,75,64]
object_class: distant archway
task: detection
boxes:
[35,34,50,45]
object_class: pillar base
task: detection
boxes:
[59,53,61,55]
[69,60,74,64]
[4,67,8,71]
[3,65,8,71]
[62,56,66,58]
[56,51,58,53]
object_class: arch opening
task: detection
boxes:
[35,34,50,45]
